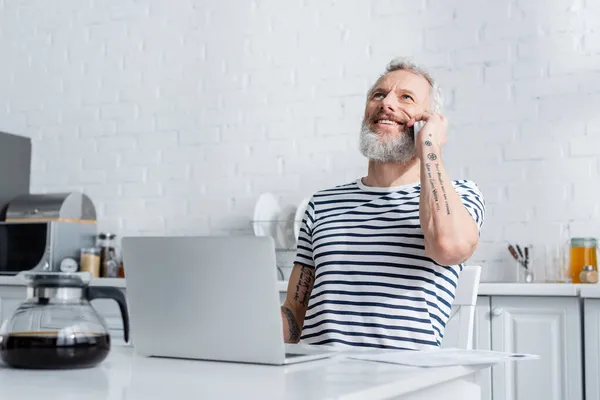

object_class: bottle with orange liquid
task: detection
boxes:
[569,237,598,284]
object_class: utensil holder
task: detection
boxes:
[517,262,534,283]
[515,244,533,283]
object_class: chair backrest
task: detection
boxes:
[440,265,482,350]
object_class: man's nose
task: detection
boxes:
[381,92,399,112]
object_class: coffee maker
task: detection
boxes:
[0,192,97,274]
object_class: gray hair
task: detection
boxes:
[368,57,443,113]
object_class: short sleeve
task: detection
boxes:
[294,197,316,268]
[453,180,486,233]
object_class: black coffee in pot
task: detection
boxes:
[0,331,110,369]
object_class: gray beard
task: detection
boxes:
[358,119,416,163]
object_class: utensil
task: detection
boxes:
[508,245,520,263]
[516,245,524,260]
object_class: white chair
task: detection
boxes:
[441,265,482,350]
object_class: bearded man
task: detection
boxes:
[280,57,486,350]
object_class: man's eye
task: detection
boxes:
[401,94,414,101]
[373,93,385,99]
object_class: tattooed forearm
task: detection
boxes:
[425,163,441,212]
[435,163,451,215]
[281,306,300,342]
[293,265,315,308]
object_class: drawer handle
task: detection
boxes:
[492,308,503,317]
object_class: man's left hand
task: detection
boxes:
[407,112,448,158]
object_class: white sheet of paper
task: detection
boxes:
[347,348,539,367]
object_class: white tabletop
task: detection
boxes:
[0,345,490,400]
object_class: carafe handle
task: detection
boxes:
[85,287,130,343]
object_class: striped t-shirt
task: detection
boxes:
[295,178,485,350]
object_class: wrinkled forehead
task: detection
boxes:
[370,70,432,107]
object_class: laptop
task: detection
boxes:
[121,235,335,365]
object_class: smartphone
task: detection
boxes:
[410,121,425,140]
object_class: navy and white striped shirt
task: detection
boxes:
[295,178,485,350]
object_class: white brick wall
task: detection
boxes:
[1,0,599,281]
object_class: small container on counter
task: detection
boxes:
[80,248,101,278]
[59,258,78,273]
[98,232,119,278]
[570,237,598,284]
[579,265,599,284]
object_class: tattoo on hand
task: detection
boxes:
[427,153,437,161]
[424,140,432,146]
[281,306,300,342]
[435,163,451,215]
[293,265,315,308]
[425,163,441,212]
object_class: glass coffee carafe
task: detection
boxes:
[0,271,129,369]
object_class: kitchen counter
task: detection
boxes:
[2,275,599,297]
[476,282,581,296]
[0,275,126,288]
[278,280,594,297]
[579,285,600,298]
[0,345,491,400]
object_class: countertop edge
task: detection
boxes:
[579,286,600,299]
[276,281,588,297]
[1,276,599,297]
[476,283,580,297]
[0,276,126,288]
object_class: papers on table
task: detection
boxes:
[346,348,539,367]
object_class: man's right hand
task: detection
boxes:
[280,263,316,343]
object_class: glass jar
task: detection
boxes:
[569,237,598,284]
[98,233,119,278]
[80,248,100,278]
[580,265,599,284]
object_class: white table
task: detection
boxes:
[0,345,493,400]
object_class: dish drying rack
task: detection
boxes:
[250,219,301,281]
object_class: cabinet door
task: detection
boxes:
[490,296,582,400]
[584,299,600,400]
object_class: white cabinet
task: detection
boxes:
[490,296,582,400]
[584,298,600,400]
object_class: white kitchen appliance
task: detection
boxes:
[121,235,335,365]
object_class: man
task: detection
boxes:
[280,57,485,350]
